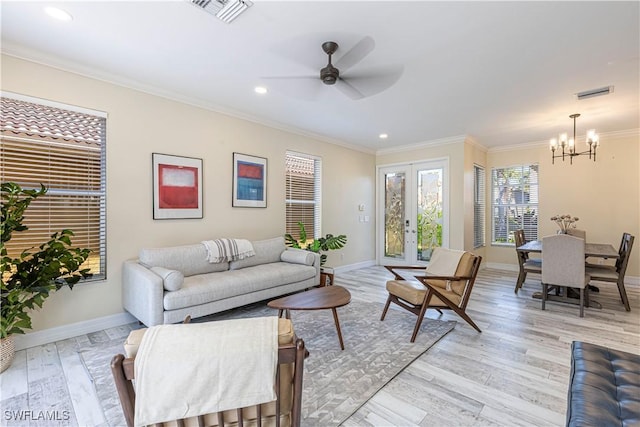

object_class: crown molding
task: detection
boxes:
[464,135,489,152]
[1,49,376,155]
[376,134,467,156]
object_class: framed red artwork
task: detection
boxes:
[153,153,203,219]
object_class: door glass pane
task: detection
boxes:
[384,172,405,258]
[417,168,443,261]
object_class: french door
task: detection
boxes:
[378,160,448,265]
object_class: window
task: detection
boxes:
[491,164,539,245]
[285,151,321,240]
[0,93,107,280]
[473,165,485,248]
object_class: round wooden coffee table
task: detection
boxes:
[267,286,351,350]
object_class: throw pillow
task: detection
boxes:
[150,266,184,292]
[281,248,315,266]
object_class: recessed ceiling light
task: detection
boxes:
[254,86,267,95]
[44,7,73,21]
[379,133,388,139]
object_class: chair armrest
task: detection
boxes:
[414,273,470,282]
[383,265,425,280]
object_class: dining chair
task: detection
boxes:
[381,248,482,342]
[111,318,306,427]
[541,234,591,317]
[567,229,586,240]
[585,233,634,311]
[514,229,541,294]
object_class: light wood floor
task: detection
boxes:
[1,266,638,427]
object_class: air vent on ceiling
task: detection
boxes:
[189,0,252,23]
[576,86,614,100]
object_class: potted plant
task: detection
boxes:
[284,222,347,267]
[1,182,91,372]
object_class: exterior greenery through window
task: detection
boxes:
[0,94,107,280]
[474,165,486,248]
[285,151,321,241]
[491,164,539,244]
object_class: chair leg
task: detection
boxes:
[380,295,392,321]
[410,300,430,343]
[579,288,584,317]
[515,270,527,294]
[616,279,631,312]
[450,306,482,333]
[541,283,547,310]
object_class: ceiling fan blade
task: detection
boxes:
[335,78,365,100]
[342,65,404,98]
[334,36,375,72]
[261,76,322,101]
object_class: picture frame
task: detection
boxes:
[232,152,267,208]
[152,153,203,219]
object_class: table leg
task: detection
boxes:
[285,309,291,319]
[331,308,345,350]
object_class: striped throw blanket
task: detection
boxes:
[202,238,255,263]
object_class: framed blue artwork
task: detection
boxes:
[232,152,267,207]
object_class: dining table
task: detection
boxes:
[516,239,619,309]
[516,240,619,259]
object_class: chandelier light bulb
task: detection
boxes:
[549,138,558,151]
[559,132,568,147]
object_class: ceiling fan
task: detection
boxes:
[264,36,404,100]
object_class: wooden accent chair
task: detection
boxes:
[111,318,306,427]
[514,229,542,294]
[541,234,591,317]
[586,233,634,311]
[381,249,482,342]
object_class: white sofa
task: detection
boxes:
[122,237,320,326]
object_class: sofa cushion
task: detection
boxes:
[280,248,315,266]
[164,263,317,311]
[230,237,286,270]
[150,266,184,292]
[139,244,229,277]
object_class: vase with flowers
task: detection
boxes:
[550,214,579,234]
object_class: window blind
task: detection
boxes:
[491,164,539,245]
[0,94,107,280]
[285,152,321,240]
[473,165,485,248]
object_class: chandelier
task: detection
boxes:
[549,113,599,164]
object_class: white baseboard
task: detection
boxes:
[13,312,137,351]
[485,262,519,272]
[333,260,376,274]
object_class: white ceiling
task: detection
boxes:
[1,1,639,153]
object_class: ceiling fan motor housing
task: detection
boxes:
[321,65,339,85]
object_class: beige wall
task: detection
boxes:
[486,131,640,276]
[1,55,376,332]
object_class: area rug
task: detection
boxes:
[80,299,455,426]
